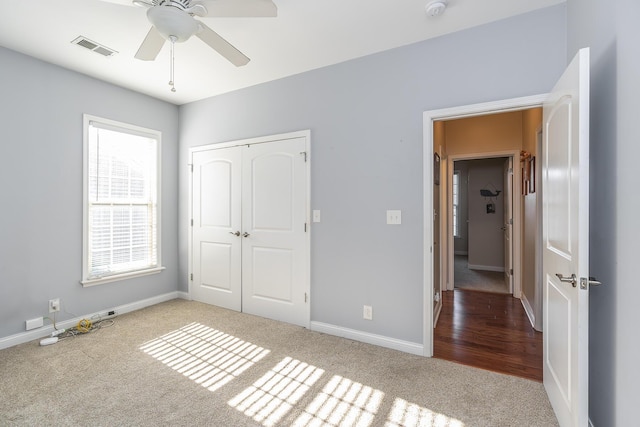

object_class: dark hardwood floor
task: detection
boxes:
[434,289,543,382]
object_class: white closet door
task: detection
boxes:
[241,137,308,327]
[191,147,242,311]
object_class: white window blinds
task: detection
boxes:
[83,116,161,285]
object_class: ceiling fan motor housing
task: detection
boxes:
[147,5,199,42]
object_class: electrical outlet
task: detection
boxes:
[49,298,60,313]
[386,210,402,225]
[363,305,373,320]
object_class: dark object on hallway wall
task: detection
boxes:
[480,189,501,197]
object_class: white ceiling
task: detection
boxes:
[0,0,564,105]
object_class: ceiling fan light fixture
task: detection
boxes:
[147,6,199,42]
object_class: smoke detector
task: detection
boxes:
[425,0,448,17]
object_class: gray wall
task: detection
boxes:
[0,47,179,339]
[567,0,640,425]
[467,159,506,271]
[178,5,567,344]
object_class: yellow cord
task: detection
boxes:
[76,319,93,333]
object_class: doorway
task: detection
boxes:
[451,157,512,295]
[423,95,545,358]
[430,108,542,379]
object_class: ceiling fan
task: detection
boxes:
[99,0,276,91]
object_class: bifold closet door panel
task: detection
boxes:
[241,137,308,326]
[191,147,242,311]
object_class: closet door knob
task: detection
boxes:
[229,231,241,236]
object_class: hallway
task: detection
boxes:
[434,289,542,381]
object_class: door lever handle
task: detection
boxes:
[229,231,240,236]
[555,273,577,287]
[243,232,250,238]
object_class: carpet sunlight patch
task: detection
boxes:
[386,397,465,427]
[229,357,325,427]
[140,322,269,392]
[293,375,384,427]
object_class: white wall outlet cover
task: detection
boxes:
[363,305,373,320]
[26,317,44,331]
[386,210,402,225]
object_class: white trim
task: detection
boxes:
[81,266,165,287]
[521,292,536,329]
[190,130,310,153]
[423,94,547,357]
[446,150,521,294]
[310,321,424,356]
[189,130,312,328]
[82,114,163,286]
[0,292,183,350]
[467,264,505,272]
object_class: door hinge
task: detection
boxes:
[190,164,193,172]
[300,151,307,162]
[510,268,514,275]
[304,292,308,303]
[190,273,193,281]
[190,219,193,226]
[508,168,513,174]
[304,223,307,232]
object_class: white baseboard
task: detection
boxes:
[310,321,423,356]
[521,293,535,328]
[0,291,183,350]
[467,264,505,272]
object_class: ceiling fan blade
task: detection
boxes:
[196,23,250,66]
[200,0,277,17]
[135,26,166,61]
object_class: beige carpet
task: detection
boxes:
[454,255,510,294]
[0,299,557,426]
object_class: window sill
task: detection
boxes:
[81,266,165,287]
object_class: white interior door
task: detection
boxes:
[241,138,308,327]
[191,147,242,311]
[542,48,590,427]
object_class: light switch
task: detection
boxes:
[312,210,321,223]
[387,210,402,225]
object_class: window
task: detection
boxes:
[82,115,162,286]
[452,171,460,238]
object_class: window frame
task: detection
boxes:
[81,114,163,287]
[452,170,460,238]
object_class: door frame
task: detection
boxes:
[446,152,520,296]
[423,95,546,357]
[188,130,312,328]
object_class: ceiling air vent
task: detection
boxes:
[71,36,117,57]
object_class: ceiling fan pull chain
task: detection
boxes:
[169,36,176,92]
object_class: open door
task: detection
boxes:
[503,158,513,293]
[542,48,590,426]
